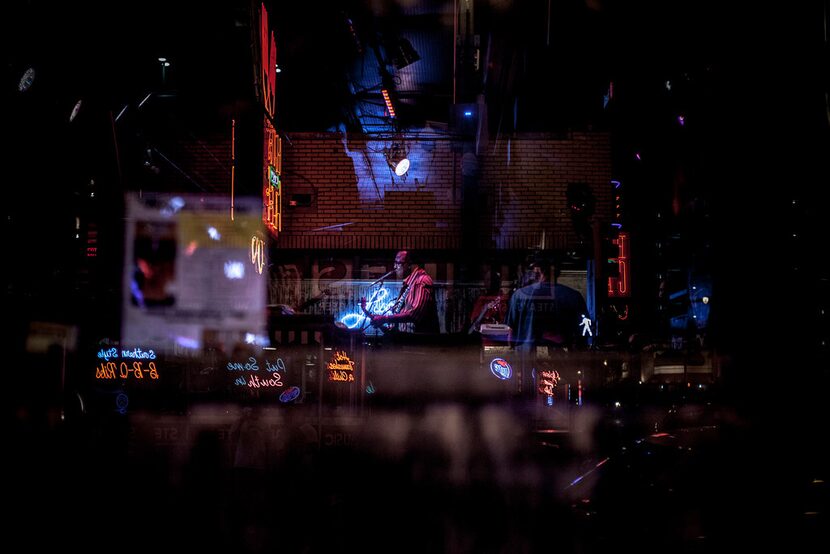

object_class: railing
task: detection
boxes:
[269,279,499,334]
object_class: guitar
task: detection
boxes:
[360,296,389,330]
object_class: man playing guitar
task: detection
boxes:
[360,250,439,334]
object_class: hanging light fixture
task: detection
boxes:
[385,142,410,176]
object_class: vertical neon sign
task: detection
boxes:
[260,3,276,120]
[259,4,281,238]
[607,231,630,297]
[263,122,281,236]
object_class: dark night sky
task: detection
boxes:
[3,1,825,134]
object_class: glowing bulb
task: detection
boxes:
[394,158,410,176]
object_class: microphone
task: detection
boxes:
[370,269,396,287]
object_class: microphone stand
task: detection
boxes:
[369,269,396,287]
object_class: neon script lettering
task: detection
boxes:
[246,373,283,388]
[327,350,356,382]
[96,347,156,360]
[227,357,259,371]
[96,361,159,380]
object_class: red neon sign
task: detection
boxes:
[259,3,277,118]
[607,231,630,298]
[262,120,282,236]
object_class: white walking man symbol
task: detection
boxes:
[580,314,592,337]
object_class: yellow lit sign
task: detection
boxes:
[263,120,282,237]
[96,361,159,380]
[327,350,356,382]
[251,235,266,274]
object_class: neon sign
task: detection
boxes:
[251,235,266,274]
[263,120,282,237]
[259,3,277,118]
[227,356,286,389]
[95,345,161,380]
[279,386,301,403]
[96,361,159,380]
[339,287,396,331]
[489,358,512,380]
[327,350,356,382]
[240,373,284,388]
[97,347,157,361]
[607,231,631,298]
[258,4,281,238]
[536,369,561,397]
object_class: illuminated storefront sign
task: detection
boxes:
[263,120,282,237]
[339,287,395,333]
[227,356,286,389]
[259,3,282,238]
[279,386,301,403]
[608,231,631,298]
[96,361,159,380]
[489,357,512,380]
[327,350,356,382]
[95,345,161,380]
[97,347,157,360]
[536,368,561,397]
[259,3,277,119]
[251,235,266,274]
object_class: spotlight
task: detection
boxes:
[394,157,409,176]
[385,142,410,176]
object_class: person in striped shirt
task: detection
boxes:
[361,250,440,334]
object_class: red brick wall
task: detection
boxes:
[276,131,611,251]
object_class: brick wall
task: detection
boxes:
[276,131,611,251]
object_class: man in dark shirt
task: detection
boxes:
[505,257,589,351]
[361,250,440,334]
